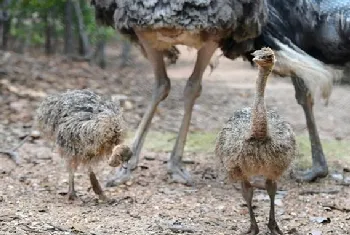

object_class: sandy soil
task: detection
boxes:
[1,45,350,235]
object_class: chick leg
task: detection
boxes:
[266,179,283,235]
[167,41,218,185]
[241,180,259,235]
[106,32,170,187]
[67,167,78,201]
[88,167,108,201]
[291,76,328,182]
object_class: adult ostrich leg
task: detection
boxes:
[291,76,328,182]
[106,34,218,187]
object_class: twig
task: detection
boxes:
[323,203,350,213]
[0,151,19,165]
[22,224,44,234]
[299,189,340,195]
[0,134,30,165]
[45,222,68,232]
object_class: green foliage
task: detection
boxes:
[18,0,64,9]
[78,0,116,43]
[6,0,118,50]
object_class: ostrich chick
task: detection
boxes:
[36,89,132,201]
[215,48,296,235]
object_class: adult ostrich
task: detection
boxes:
[91,0,268,186]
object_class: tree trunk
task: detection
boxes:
[95,40,106,69]
[73,0,90,56]
[0,0,11,50]
[1,14,11,50]
[51,9,58,54]
[0,11,3,47]
[119,40,132,67]
[11,15,30,54]
[64,0,74,55]
[2,18,10,50]
[44,10,53,55]
[18,29,31,54]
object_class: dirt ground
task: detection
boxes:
[1,45,350,235]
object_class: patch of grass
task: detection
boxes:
[296,135,350,169]
[125,131,217,153]
[126,130,350,168]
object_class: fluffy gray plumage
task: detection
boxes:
[249,0,350,64]
[114,0,265,37]
[215,107,296,180]
[91,0,268,57]
[36,89,125,165]
[315,0,350,63]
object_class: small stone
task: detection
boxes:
[311,230,322,235]
[275,198,283,207]
[331,173,343,181]
[310,217,331,224]
[30,130,41,139]
[111,94,128,102]
[123,100,134,110]
[125,181,133,186]
[344,177,350,184]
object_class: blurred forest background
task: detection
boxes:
[0,0,131,68]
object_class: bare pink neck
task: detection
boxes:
[250,66,272,139]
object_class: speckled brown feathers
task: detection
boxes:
[36,89,126,165]
[215,107,296,180]
[36,89,132,201]
[215,47,296,181]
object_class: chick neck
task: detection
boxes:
[250,64,273,139]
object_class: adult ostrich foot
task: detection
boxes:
[291,76,329,183]
[268,221,283,235]
[292,165,328,182]
[167,162,193,186]
[105,164,131,187]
